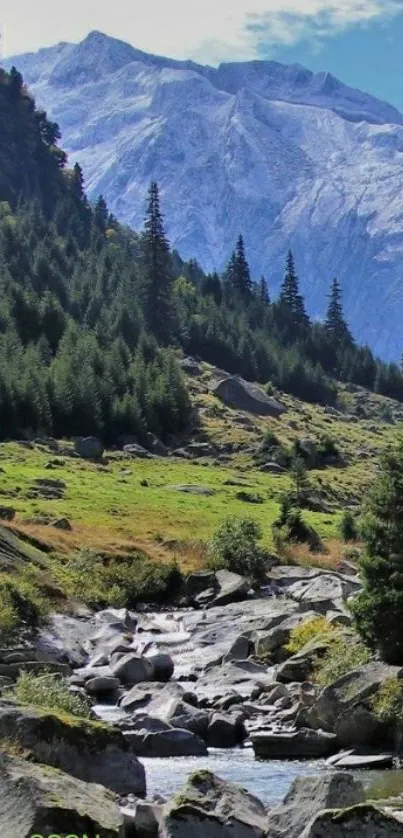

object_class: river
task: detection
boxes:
[140,747,403,805]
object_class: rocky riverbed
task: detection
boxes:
[2,562,403,836]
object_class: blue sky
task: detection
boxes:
[3,0,403,111]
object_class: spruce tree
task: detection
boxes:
[140,182,174,343]
[259,275,270,305]
[325,278,353,344]
[279,251,309,327]
[351,439,403,663]
[224,235,252,300]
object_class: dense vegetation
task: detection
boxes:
[1,63,403,445]
[352,438,403,664]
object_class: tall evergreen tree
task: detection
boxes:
[325,278,353,344]
[258,275,270,305]
[140,182,174,343]
[279,250,309,327]
[224,235,252,300]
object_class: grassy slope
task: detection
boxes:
[0,361,401,579]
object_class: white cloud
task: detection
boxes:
[2,0,402,62]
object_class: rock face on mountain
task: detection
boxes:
[7,30,403,358]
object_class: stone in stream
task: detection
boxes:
[84,675,120,695]
[0,754,123,838]
[266,773,365,838]
[207,712,246,748]
[110,652,156,685]
[297,661,403,748]
[300,805,403,837]
[251,728,337,759]
[162,769,268,837]
[124,726,208,757]
[122,799,162,837]
[0,700,146,796]
[328,752,395,769]
[211,569,252,607]
[144,652,174,682]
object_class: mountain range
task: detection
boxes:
[6,30,403,359]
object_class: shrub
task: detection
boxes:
[339,510,358,542]
[56,548,183,609]
[255,431,291,468]
[7,670,90,718]
[351,439,403,663]
[286,617,336,655]
[314,633,372,687]
[371,678,403,724]
[208,516,268,582]
[0,575,47,642]
[317,435,341,463]
[272,503,323,553]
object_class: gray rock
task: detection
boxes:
[300,805,403,837]
[0,754,123,838]
[194,660,274,702]
[223,634,252,662]
[162,770,268,837]
[212,376,285,417]
[111,653,155,685]
[179,357,202,376]
[258,462,286,473]
[75,436,104,459]
[251,728,337,759]
[299,661,403,748]
[52,516,72,530]
[207,712,246,748]
[84,675,120,695]
[266,772,365,838]
[122,799,161,837]
[0,701,145,796]
[212,569,251,606]
[126,726,208,757]
[123,443,154,458]
[168,484,216,495]
[186,570,217,599]
[144,652,174,682]
[0,506,15,521]
[329,752,394,769]
[120,681,186,713]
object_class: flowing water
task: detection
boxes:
[140,748,403,806]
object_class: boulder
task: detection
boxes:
[329,752,394,769]
[266,772,365,838]
[300,805,403,837]
[144,652,174,682]
[162,770,267,837]
[186,570,217,599]
[125,726,208,757]
[168,484,216,495]
[251,728,337,759]
[0,700,145,796]
[163,698,210,738]
[123,443,154,458]
[276,636,331,683]
[207,712,246,748]
[212,569,251,606]
[122,799,162,837]
[110,652,155,685]
[52,516,72,530]
[223,634,252,662]
[194,660,275,702]
[0,754,123,838]
[212,376,285,417]
[286,574,361,612]
[75,436,104,459]
[84,675,120,695]
[299,661,403,748]
[255,614,317,662]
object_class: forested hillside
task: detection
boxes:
[1,62,403,444]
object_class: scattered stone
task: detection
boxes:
[212,376,285,417]
[267,773,365,838]
[251,728,337,759]
[0,506,15,521]
[123,443,154,458]
[300,804,403,837]
[207,712,246,748]
[0,754,123,838]
[75,436,104,459]
[212,569,251,606]
[110,653,155,685]
[84,675,120,695]
[125,726,208,757]
[52,517,72,531]
[162,770,268,837]
[168,484,216,495]
[328,752,394,769]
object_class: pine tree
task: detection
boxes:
[259,275,270,305]
[279,251,309,327]
[94,195,108,233]
[140,182,174,343]
[325,278,353,344]
[224,235,252,300]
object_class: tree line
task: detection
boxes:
[0,62,403,445]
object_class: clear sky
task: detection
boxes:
[2,0,403,111]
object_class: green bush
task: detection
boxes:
[314,633,372,687]
[208,516,268,582]
[272,502,323,553]
[371,678,403,724]
[255,431,291,468]
[339,510,359,542]
[0,575,47,642]
[55,548,183,609]
[286,617,336,655]
[7,670,90,718]
[317,435,341,463]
